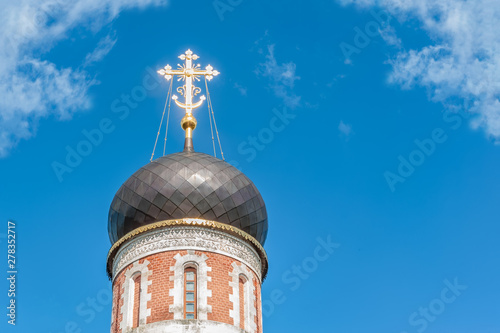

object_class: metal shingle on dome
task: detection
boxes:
[108,151,268,245]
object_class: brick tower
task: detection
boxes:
[106,50,269,333]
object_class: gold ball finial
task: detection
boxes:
[181,113,197,132]
[181,113,197,152]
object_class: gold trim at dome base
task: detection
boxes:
[106,218,268,280]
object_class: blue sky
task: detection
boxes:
[1,0,500,332]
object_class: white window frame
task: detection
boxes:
[169,251,212,320]
[229,263,256,333]
[120,260,152,330]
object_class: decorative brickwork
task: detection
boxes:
[112,226,263,282]
[110,225,264,333]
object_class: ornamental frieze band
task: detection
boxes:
[112,225,263,280]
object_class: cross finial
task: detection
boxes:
[157,50,220,150]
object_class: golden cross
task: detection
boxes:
[157,49,219,115]
[157,49,220,149]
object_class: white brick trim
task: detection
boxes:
[120,260,152,331]
[110,284,116,333]
[229,263,256,333]
[169,251,212,320]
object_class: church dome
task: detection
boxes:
[108,151,268,245]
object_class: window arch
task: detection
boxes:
[239,275,247,330]
[184,266,198,319]
[120,260,152,331]
[229,263,257,333]
[132,273,141,328]
[169,251,212,320]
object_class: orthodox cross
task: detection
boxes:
[158,49,219,115]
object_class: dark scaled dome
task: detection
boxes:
[108,151,268,245]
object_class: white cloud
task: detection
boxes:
[84,34,118,67]
[233,82,248,96]
[379,24,401,48]
[338,0,500,141]
[256,43,301,109]
[338,120,354,140]
[0,0,168,157]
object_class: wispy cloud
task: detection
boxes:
[338,0,500,142]
[338,120,354,140]
[255,41,301,109]
[0,0,168,157]
[379,24,401,48]
[84,34,117,67]
[233,82,248,96]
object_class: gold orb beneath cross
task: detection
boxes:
[181,113,197,132]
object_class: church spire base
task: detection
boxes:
[183,137,194,152]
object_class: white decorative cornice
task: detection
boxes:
[112,226,262,282]
[106,219,268,280]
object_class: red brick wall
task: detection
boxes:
[205,251,233,324]
[111,250,263,332]
[254,278,261,333]
[110,283,119,333]
[111,272,124,333]
[146,251,181,322]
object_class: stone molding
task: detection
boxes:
[229,263,257,333]
[112,226,262,281]
[106,219,268,281]
[120,260,152,331]
[169,251,212,320]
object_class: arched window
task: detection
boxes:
[230,263,257,333]
[184,267,197,319]
[120,260,152,331]
[239,275,247,330]
[170,252,211,320]
[132,274,141,328]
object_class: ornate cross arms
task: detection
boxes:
[157,50,220,114]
